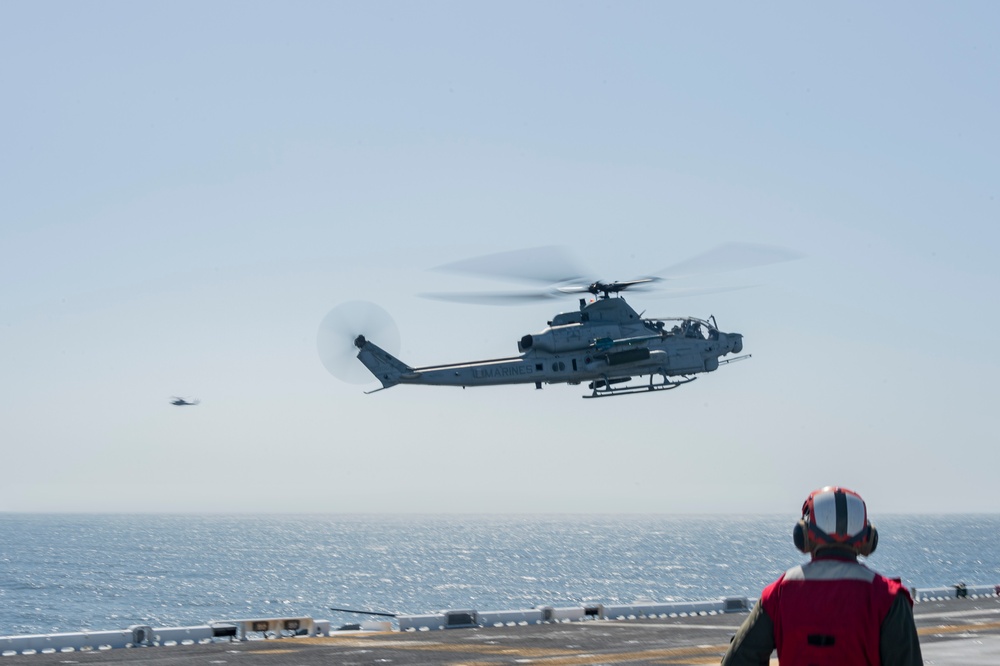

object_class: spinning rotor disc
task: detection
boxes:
[317,301,400,384]
[420,242,800,305]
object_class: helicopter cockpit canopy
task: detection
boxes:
[651,316,720,341]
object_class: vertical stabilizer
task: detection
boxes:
[355,336,412,389]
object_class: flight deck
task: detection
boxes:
[2,595,998,665]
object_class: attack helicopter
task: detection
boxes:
[317,244,797,398]
[170,396,200,406]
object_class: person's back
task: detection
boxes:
[721,486,922,666]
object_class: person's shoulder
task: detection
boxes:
[761,566,797,596]
[872,571,914,603]
[778,563,807,582]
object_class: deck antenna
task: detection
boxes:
[329,606,397,617]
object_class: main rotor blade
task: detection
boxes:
[654,242,802,279]
[646,285,753,300]
[556,277,661,295]
[431,245,586,285]
[423,242,799,306]
[419,290,565,305]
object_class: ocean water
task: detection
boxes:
[1,514,998,636]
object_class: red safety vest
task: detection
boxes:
[760,555,911,666]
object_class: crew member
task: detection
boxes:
[721,486,922,665]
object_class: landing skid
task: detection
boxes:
[583,374,697,398]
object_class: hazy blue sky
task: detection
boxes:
[2,3,997,514]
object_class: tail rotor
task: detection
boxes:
[317,301,400,384]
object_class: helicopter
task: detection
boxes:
[318,243,798,398]
[170,396,200,406]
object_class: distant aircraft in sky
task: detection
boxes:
[170,397,200,406]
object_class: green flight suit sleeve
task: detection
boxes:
[720,601,775,666]
[880,593,923,666]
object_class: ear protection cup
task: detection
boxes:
[793,520,810,553]
[857,524,878,556]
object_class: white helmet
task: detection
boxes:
[793,486,878,556]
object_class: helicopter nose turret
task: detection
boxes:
[730,333,743,354]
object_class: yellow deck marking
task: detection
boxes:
[918,619,1000,635]
[447,644,726,665]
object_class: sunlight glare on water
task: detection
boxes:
[1,514,997,635]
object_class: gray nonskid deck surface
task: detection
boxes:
[3,597,998,665]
